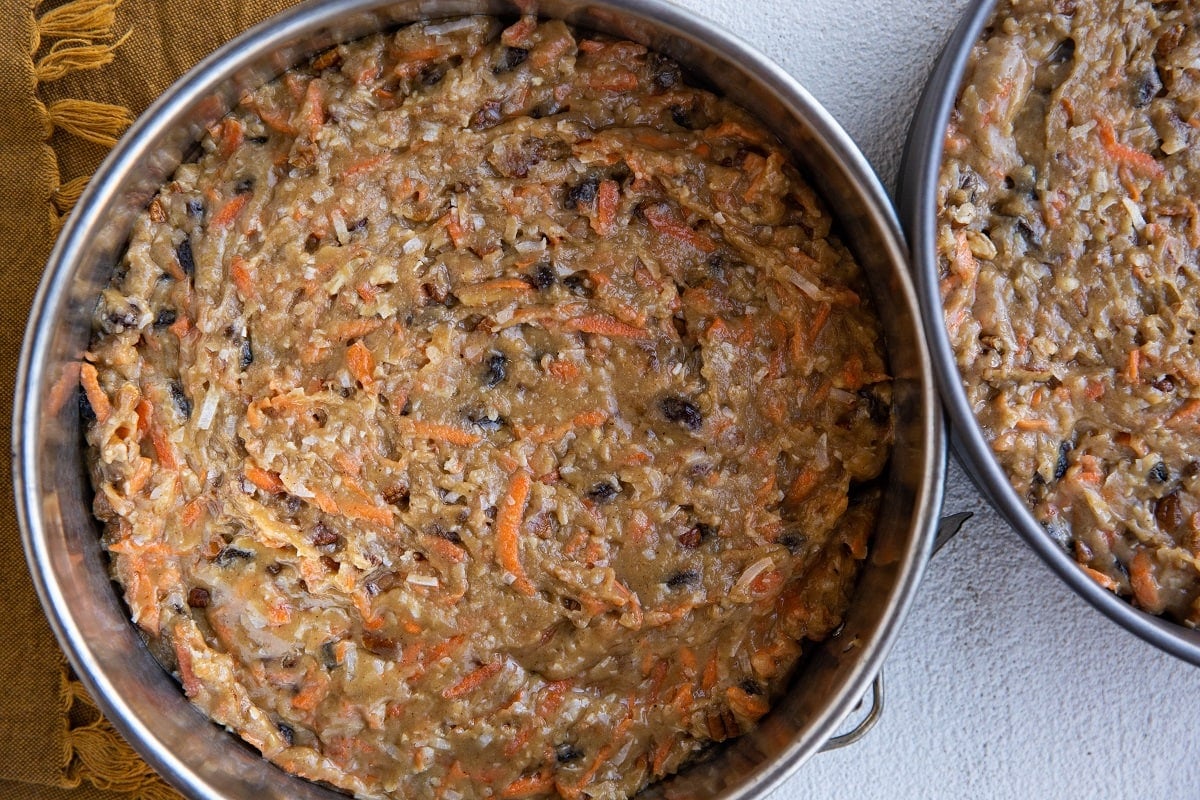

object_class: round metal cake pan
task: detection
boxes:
[898,0,1200,666]
[14,1,946,797]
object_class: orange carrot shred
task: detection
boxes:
[245,464,286,494]
[181,497,205,527]
[1130,551,1162,612]
[219,117,244,158]
[346,340,375,386]
[1096,118,1164,177]
[1168,398,1200,426]
[566,314,650,339]
[495,470,535,596]
[210,193,249,229]
[501,771,553,799]
[442,660,504,699]
[79,362,111,423]
[407,420,482,447]
[592,178,619,235]
[642,204,717,253]
[230,255,254,300]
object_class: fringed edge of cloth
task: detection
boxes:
[59,668,183,799]
[30,6,179,796]
[31,0,133,228]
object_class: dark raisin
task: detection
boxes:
[361,631,400,659]
[1153,375,1176,393]
[565,176,599,208]
[241,336,254,369]
[563,272,593,298]
[470,99,503,130]
[738,678,763,696]
[1042,518,1072,550]
[383,485,410,510]
[587,481,618,503]
[186,587,211,608]
[468,411,505,432]
[175,238,195,277]
[1054,441,1071,480]
[419,63,449,85]
[1149,461,1169,483]
[321,640,340,669]
[170,381,192,419]
[494,46,529,73]
[699,253,724,279]
[1134,68,1162,108]
[857,387,890,424]
[556,744,584,763]
[670,104,693,129]
[311,523,339,547]
[666,569,700,589]
[304,233,322,253]
[153,309,177,328]
[678,523,714,548]
[1016,218,1043,249]
[1049,37,1075,64]
[247,135,269,145]
[78,385,97,423]
[430,524,463,545]
[277,722,294,746]
[648,53,681,91]
[215,546,254,566]
[349,216,368,233]
[103,309,139,331]
[660,396,702,431]
[560,596,582,612]
[780,532,805,555]
[483,353,508,388]
[529,263,555,291]
[233,177,254,195]
[1156,491,1186,535]
[185,199,205,218]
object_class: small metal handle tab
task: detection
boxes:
[933,511,973,555]
[820,672,884,752]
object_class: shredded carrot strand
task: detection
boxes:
[642,204,717,253]
[407,420,483,447]
[495,470,535,596]
[1096,118,1164,177]
[592,178,619,235]
[230,255,254,300]
[79,362,111,423]
[442,660,504,699]
[245,464,286,494]
[566,314,650,339]
[346,340,376,386]
[210,193,249,229]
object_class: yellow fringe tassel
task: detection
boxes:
[51,174,91,215]
[46,98,133,147]
[34,30,131,83]
[59,672,182,799]
[36,0,126,43]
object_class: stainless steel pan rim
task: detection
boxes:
[15,1,946,797]
[898,0,1200,666]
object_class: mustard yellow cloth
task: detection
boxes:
[0,0,296,795]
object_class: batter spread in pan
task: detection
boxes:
[939,0,1200,622]
[84,15,891,799]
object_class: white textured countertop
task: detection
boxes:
[666,0,1200,797]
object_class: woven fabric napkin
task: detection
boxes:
[0,0,295,795]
